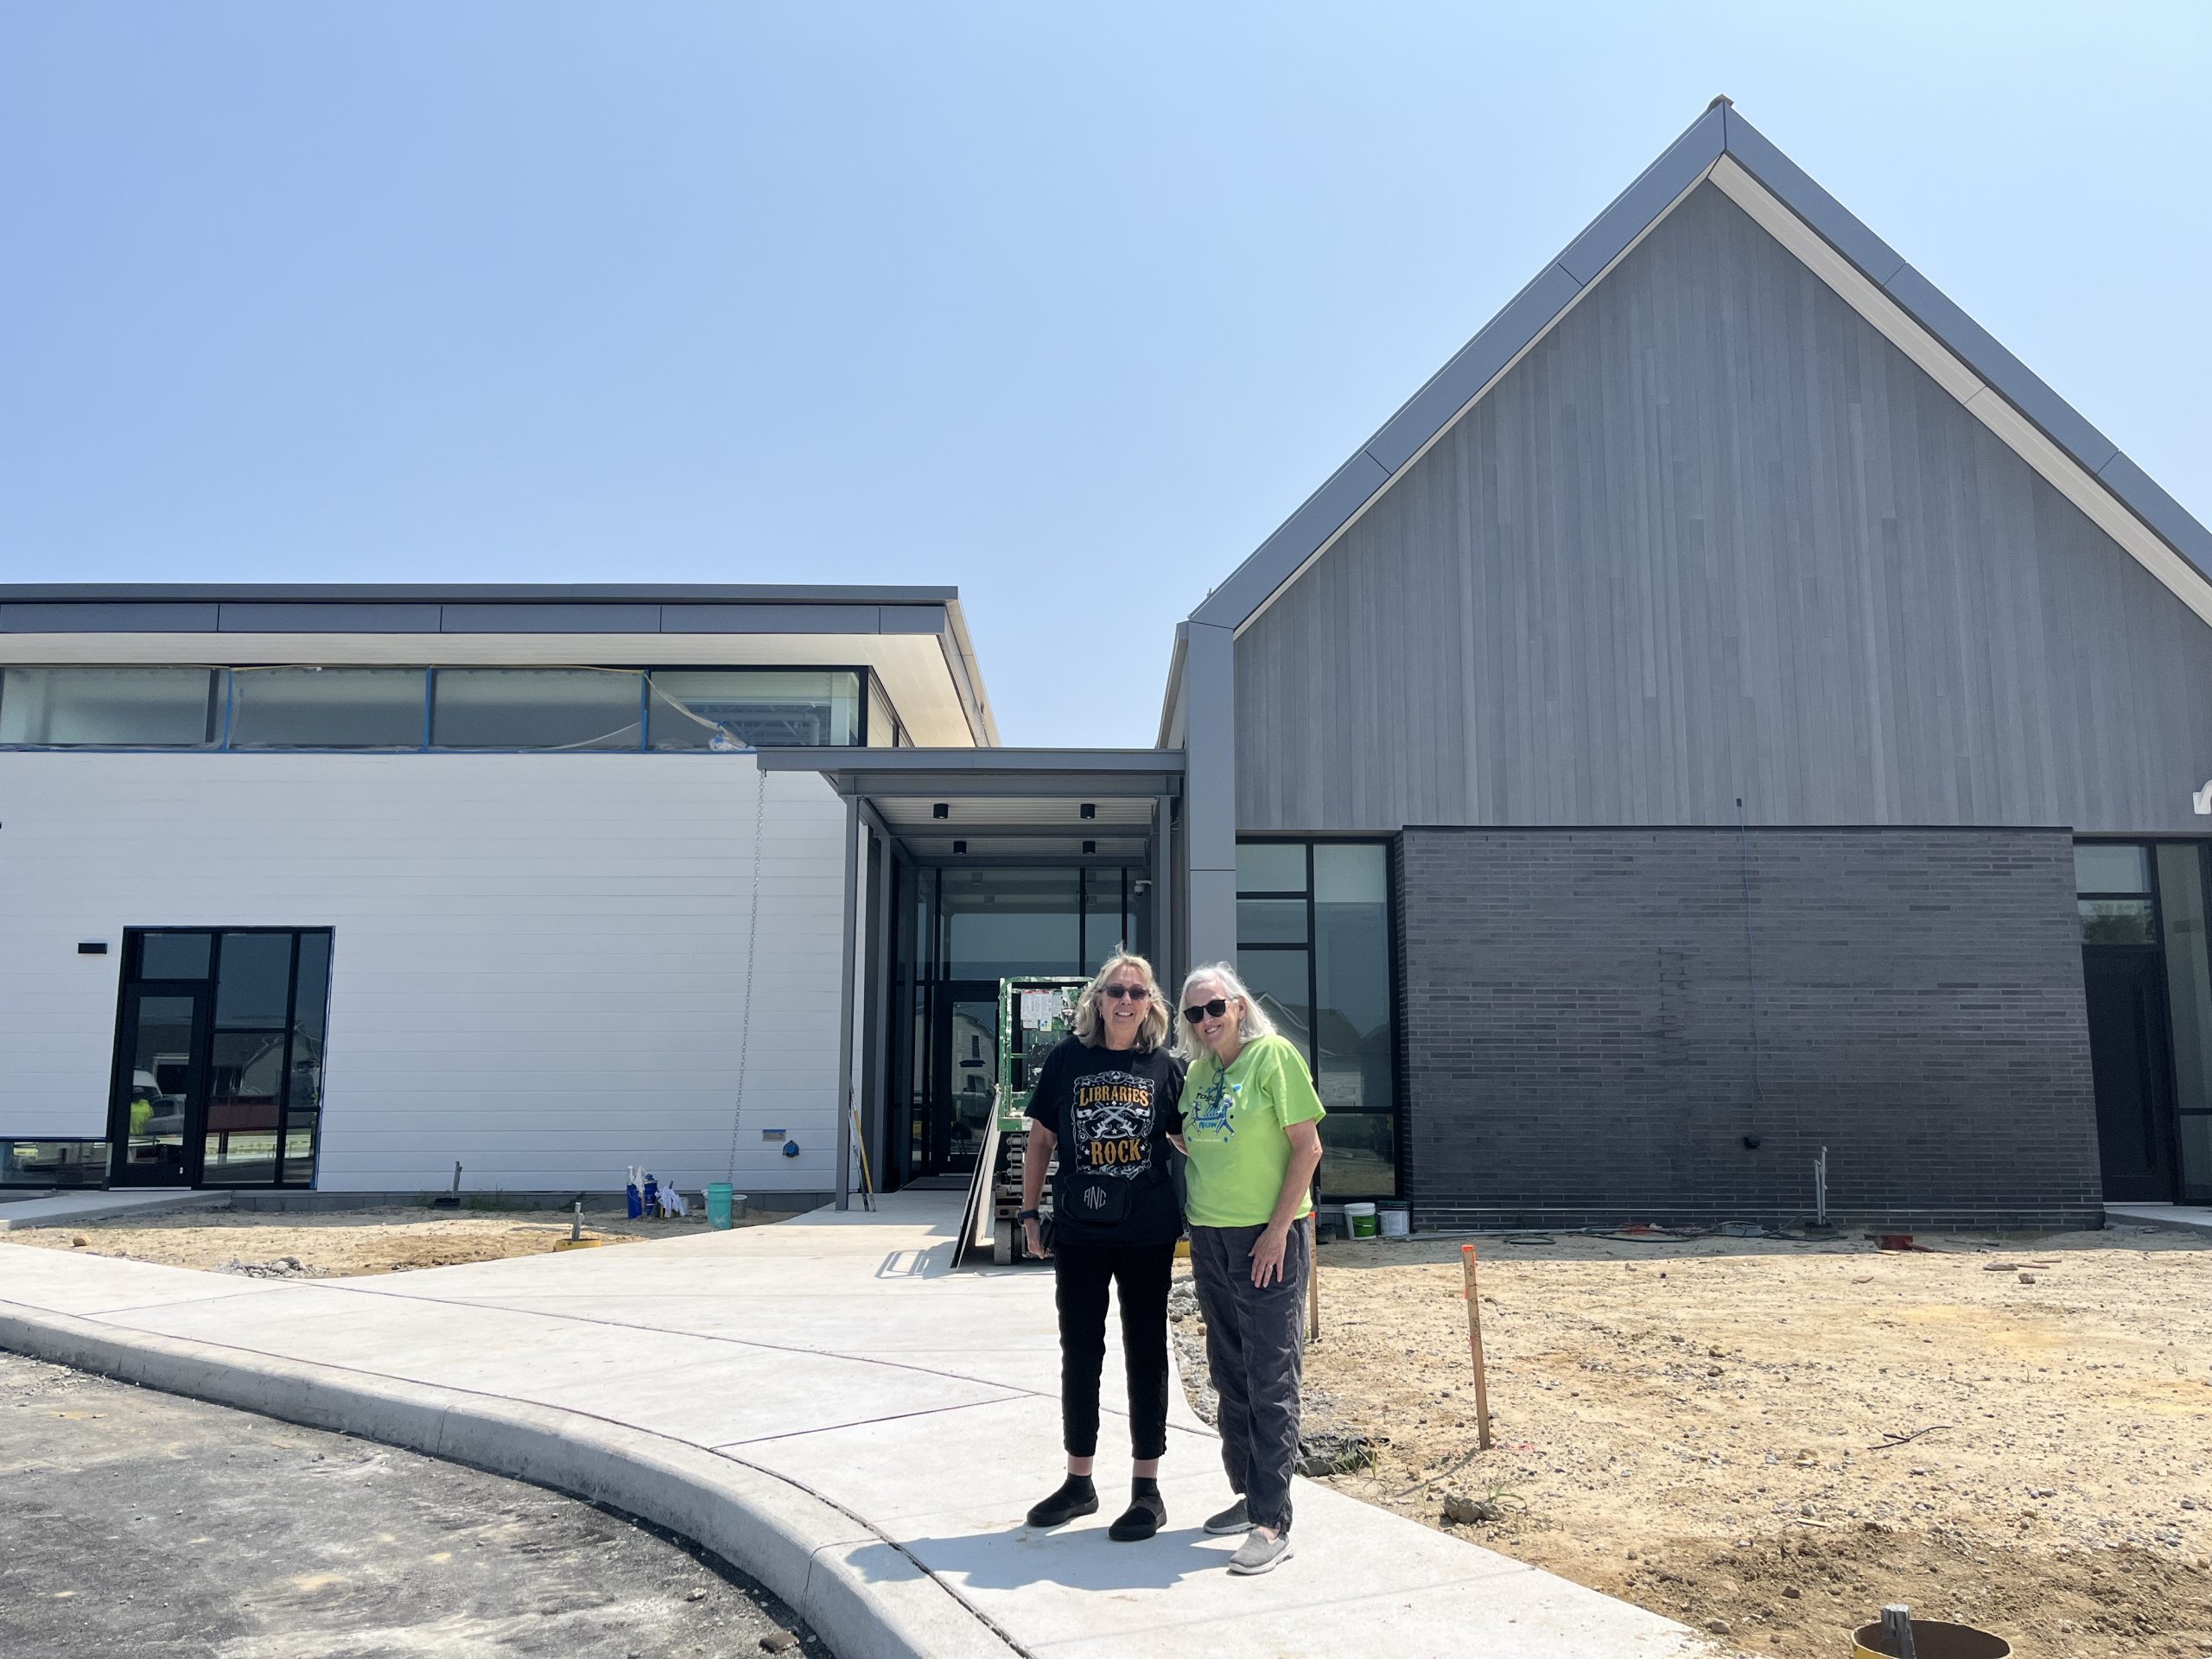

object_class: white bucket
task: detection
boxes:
[1345,1201,1379,1238]
[1378,1204,1411,1238]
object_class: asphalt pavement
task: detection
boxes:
[0,1351,830,1658]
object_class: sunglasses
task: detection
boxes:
[1182,997,1231,1025]
[1097,984,1151,1002]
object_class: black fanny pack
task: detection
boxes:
[1058,1173,1133,1228]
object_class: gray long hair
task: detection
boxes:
[1172,961,1279,1063]
[1071,951,1171,1052]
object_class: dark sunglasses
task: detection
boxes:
[1097,984,1151,1002]
[1182,997,1230,1025]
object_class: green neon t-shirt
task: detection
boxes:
[1179,1033,1326,1228]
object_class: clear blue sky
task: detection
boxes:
[4,3,2207,747]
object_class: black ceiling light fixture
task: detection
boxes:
[1083,840,1096,855]
[931,802,950,819]
[952,839,967,855]
[1080,803,1096,820]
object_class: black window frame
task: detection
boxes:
[0,664,891,753]
[2078,836,2212,1200]
[1236,836,1403,1202]
[109,925,334,1190]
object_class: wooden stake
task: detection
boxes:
[1462,1244,1492,1451]
[1306,1212,1320,1343]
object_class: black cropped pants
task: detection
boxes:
[1052,1236,1176,1461]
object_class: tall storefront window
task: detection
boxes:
[1236,840,1399,1198]
[107,928,333,1190]
[889,863,1150,1185]
[2075,841,2212,1203]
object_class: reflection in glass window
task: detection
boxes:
[1317,1113,1396,1198]
[1238,898,1306,944]
[2157,845,2212,1199]
[1314,844,1392,1115]
[2076,843,2152,894]
[1084,868,1128,972]
[283,933,332,1185]
[229,667,427,748]
[648,671,860,749]
[1236,842,1307,894]
[139,931,213,980]
[115,925,333,1189]
[215,933,293,1028]
[2081,899,2155,945]
[203,1030,286,1185]
[1,1140,108,1189]
[432,669,644,750]
[1239,948,1312,1061]
[1237,838,1398,1198]
[0,667,215,747]
[941,868,1081,979]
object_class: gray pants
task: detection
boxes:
[1189,1221,1307,1535]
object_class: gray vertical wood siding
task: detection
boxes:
[1236,182,2212,833]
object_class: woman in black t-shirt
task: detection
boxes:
[1020,950,1186,1542]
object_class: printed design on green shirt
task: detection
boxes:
[1071,1073,1157,1180]
[1188,1068,1241,1141]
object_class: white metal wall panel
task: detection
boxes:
[0,752,849,1195]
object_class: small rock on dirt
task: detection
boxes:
[70,1235,89,1248]
[760,1634,799,1654]
[1442,1493,1503,1525]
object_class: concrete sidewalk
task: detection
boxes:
[0,1186,231,1230]
[2105,1202,2212,1238]
[0,1191,1709,1659]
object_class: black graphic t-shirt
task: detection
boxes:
[1025,1035,1187,1249]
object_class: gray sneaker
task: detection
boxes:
[1202,1497,1249,1536]
[1227,1528,1294,1575]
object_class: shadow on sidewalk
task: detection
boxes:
[848,1524,1236,1592]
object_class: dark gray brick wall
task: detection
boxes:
[1397,827,2102,1230]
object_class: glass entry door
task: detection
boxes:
[921,981,1001,1177]
[105,929,334,1189]
[2083,948,2179,1202]
[110,986,211,1186]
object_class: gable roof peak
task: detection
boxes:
[1188,102,2212,641]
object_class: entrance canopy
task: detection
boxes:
[755,748,1185,1206]
[760,746,1183,855]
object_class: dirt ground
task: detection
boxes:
[2,1205,792,1278]
[1174,1224,2212,1659]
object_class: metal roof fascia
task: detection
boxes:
[1187,103,1726,634]
[1713,107,1909,287]
[0,582,963,605]
[1155,622,1190,750]
[754,747,1185,774]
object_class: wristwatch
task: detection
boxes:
[1018,1209,1041,1224]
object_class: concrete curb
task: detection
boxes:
[0,1192,233,1231]
[0,1300,1016,1659]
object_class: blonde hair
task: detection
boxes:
[1172,962,1279,1063]
[1071,950,1171,1052]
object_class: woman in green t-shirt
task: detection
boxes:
[1174,962,1324,1576]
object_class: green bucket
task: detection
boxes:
[706,1183,736,1230]
[1345,1201,1379,1238]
